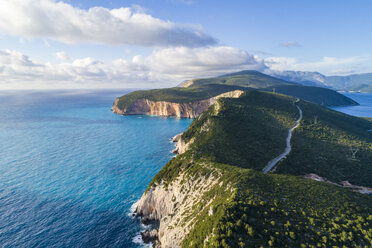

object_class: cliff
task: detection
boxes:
[135,167,224,248]
[112,90,244,118]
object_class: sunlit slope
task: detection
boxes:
[146,91,372,247]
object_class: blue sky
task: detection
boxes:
[0,0,371,89]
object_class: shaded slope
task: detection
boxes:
[261,85,359,106]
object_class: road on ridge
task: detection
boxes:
[263,101,303,173]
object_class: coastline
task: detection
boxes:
[131,132,182,247]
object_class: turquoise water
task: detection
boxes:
[332,92,372,117]
[0,90,192,248]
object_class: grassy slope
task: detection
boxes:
[115,71,358,110]
[148,91,372,247]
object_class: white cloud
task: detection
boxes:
[55,51,69,61]
[3,45,367,89]
[265,56,369,75]
[0,0,216,47]
[0,47,266,89]
[145,46,267,78]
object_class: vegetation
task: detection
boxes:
[146,90,372,247]
[182,163,372,248]
[115,84,247,110]
[261,85,358,106]
[183,70,296,88]
[115,70,359,111]
[278,99,372,186]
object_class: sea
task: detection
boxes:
[0,90,370,248]
[0,90,192,248]
[332,92,372,117]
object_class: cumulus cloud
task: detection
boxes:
[280,41,301,48]
[0,0,216,47]
[146,46,267,78]
[0,47,266,89]
[265,56,368,75]
[1,47,369,89]
[55,51,69,61]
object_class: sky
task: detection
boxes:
[0,0,371,89]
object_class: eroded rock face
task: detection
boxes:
[141,229,159,245]
[135,170,220,248]
[171,133,194,155]
[112,90,244,118]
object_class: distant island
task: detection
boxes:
[113,71,371,247]
[112,71,358,118]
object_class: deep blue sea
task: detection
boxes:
[0,90,192,248]
[332,92,372,117]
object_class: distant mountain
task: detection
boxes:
[326,73,372,91]
[180,70,296,89]
[269,70,372,92]
[267,70,327,87]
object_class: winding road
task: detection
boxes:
[263,101,303,173]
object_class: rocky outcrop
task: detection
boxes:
[171,133,194,155]
[111,98,125,115]
[112,90,244,118]
[179,79,195,88]
[135,168,222,248]
[141,230,160,247]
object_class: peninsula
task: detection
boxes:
[113,72,371,247]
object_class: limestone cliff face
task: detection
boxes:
[111,98,125,115]
[171,133,194,155]
[112,90,244,118]
[135,169,221,248]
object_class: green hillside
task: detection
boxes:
[261,85,358,106]
[147,91,372,247]
[115,84,248,110]
[115,71,358,111]
[183,70,296,88]
[166,90,371,186]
